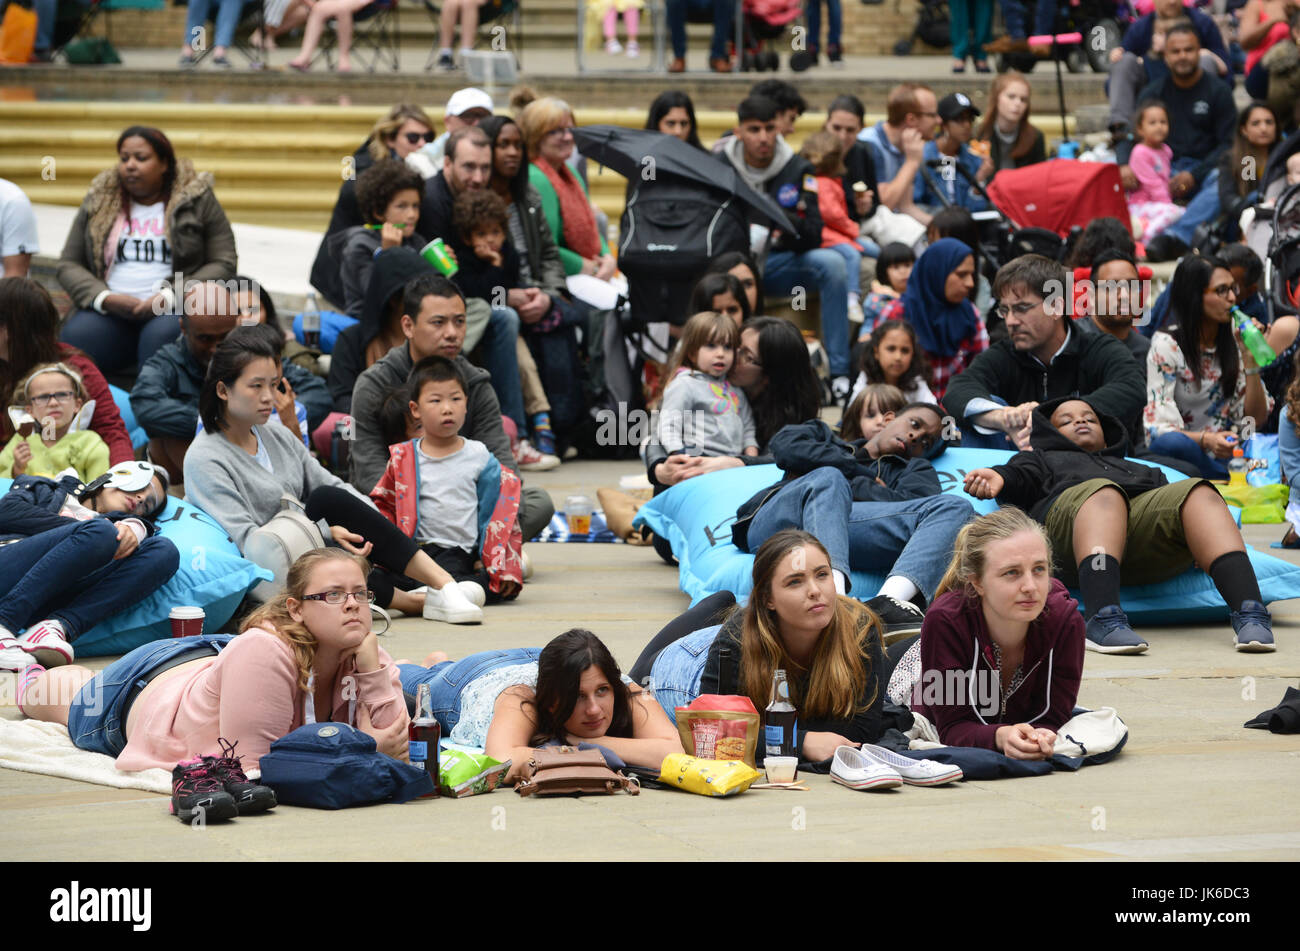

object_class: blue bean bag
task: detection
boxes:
[633,448,1300,623]
[107,385,148,451]
[0,480,271,656]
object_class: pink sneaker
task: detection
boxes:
[18,620,74,667]
[514,438,560,472]
[16,664,46,715]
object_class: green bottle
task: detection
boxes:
[1232,307,1276,368]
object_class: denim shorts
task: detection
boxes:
[398,648,542,737]
[66,634,235,758]
[647,624,721,723]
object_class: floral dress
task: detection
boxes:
[1143,331,1272,442]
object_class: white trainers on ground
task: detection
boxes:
[0,638,32,672]
[456,581,486,607]
[423,583,484,624]
[521,550,533,580]
[605,38,623,54]
[18,620,74,667]
[829,745,903,791]
[858,742,963,786]
[515,439,561,471]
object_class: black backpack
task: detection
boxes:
[618,174,749,329]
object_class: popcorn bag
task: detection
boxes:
[674,695,760,767]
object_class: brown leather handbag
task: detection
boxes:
[514,746,640,798]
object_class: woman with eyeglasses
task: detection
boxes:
[1144,254,1274,479]
[183,324,485,625]
[0,460,176,672]
[17,548,411,772]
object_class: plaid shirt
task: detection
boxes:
[878,297,989,400]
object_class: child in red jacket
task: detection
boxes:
[801,131,869,326]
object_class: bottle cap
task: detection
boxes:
[1233,447,1244,457]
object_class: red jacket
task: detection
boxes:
[370,438,523,596]
[816,175,864,252]
[913,578,1084,750]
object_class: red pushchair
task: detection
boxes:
[986,160,1131,237]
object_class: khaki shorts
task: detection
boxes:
[1045,477,1213,586]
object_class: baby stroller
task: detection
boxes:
[1262,183,1300,324]
[997,0,1136,73]
[739,0,801,70]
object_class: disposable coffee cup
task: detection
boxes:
[169,606,205,638]
[765,756,798,784]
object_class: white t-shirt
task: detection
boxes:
[0,178,39,258]
[106,201,173,299]
[414,436,490,551]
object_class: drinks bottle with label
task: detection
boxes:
[408,683,441,798]
[1228,447,1249,487]
[763,669,798,762]
[302,291,321,349]
[1232,307,1276,368]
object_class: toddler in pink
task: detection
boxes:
[1126,101,1185,242]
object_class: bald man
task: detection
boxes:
[131,281,240,484]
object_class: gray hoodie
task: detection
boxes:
[657,370,757,457]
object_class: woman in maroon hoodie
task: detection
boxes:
[912,507,1084,759]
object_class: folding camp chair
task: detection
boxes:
[421,0,521,71]
[51,0,164,61]
[315,0,400,71]
[189,0,267,68]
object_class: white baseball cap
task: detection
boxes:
[445,88,494,117]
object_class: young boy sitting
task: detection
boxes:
[334,159,426,320]
[450,189,521,307]
[964,396,1274,654]
[371,356,524,605]
[1,364,109,483]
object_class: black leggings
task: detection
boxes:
[305,486,421,609]
[629,591,737,682]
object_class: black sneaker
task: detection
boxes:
[864,595,925,639]
[205,738,277,814]
[170,757,239,824]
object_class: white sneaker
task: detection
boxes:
[626,40,640,56]
[515,438,560,472]
[848,299,865,324]
[423,583,483,624]
[858,742,963,786]
[830,745,902,791]
[521,550,533,580]
[456,580,486,607]
[18,620,74,667]
[605,38,623,54]
[0,638,32,672]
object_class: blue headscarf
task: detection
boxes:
[900,237,977,359]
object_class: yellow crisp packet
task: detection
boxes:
[657,754,761,797]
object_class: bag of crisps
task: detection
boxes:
[438,748,510,798]
[658,754,761,797]
[674,695,760,767]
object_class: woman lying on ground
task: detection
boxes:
[397,628,682,783]
[18,548,409,774]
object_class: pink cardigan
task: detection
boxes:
[114,628,408,772]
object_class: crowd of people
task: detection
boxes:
[1,39,1299,813]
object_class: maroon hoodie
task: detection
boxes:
[912,579,1084,750]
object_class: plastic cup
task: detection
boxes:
[565,494,593,536]
[420,238,459,277]
[169,606,205,638]
[765,756,798,784]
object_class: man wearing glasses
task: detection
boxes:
[857,83,941,226]
[943,254,1146,449]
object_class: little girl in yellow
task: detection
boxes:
[1,363,110,482]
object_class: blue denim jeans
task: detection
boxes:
[1000,0,1061,37]
[185,0,245,49]
[764,247,851,376]
[398,648,542,736]
[805,0,842,50]
[0,522,180,640]
[665,0,733,59]
[825,243,862,297]
[747,467,974,601]
[1147,431,1230,480]
[646,624,721,722]
[479,306,526,431]
[60,308,182,374]
[67,634,234,757]
[1165,160,1221,247]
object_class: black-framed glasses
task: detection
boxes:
[1210,283,1239,300]
[403,131,436,145]
[994,301,1039,319]
[300,589,377,606]
[29,390,77,406]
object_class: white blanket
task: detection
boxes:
[0,718,171,794]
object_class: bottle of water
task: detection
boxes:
[302,291,321,349]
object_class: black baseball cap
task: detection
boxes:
[938,92,981,121]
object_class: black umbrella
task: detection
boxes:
[574,124,798,232]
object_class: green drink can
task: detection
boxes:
[421,238,459,277]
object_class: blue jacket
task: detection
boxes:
[0,475,158,542]
[914,140,988,213]
[1121,8,1233,78]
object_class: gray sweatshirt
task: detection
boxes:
[657,370,756,457]
[183,422,373,552]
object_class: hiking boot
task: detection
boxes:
[1231,600,1275,653]
[170,757,239,823]
[17,620,74,667]
[1084,605,1148,654]
[423,582,484,624]
[863,595,925,639]
[204,738,277,814]
[515,438,560,471]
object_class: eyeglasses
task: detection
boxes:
[29,390,77,406]
[994,301,1039,319]
[1210,283,1240,300]
[403,131,436,145]
[299,589,377,606]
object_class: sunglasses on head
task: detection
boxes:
[403,131,436,145]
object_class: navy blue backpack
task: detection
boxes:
[259,722,434,809]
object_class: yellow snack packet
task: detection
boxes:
[657,754,761,797]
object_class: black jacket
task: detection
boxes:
[454,241,523,305]
[941,324,1147,443]
[718,148,824,254]
[732,420,941,551]
[990,396,1169,522]
[842,142,878,224]
[0,475,159,542]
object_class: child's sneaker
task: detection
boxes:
[1231,600,1275,652]
[18,620,74,667]
[423,583,484,624]
[515,438,560,472]
[848,298,865,325]
[456,580,487,607]
[16,664,45,714]
[0,637,30,672]
[605,38,623,54]
[170,757,239,823]
[626,40,640,57]
[204,738,277,815]
[435,49,455,70]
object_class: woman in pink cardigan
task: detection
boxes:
[18,548,410,773]
[801,131,871,326]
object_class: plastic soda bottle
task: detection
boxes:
[1232,307,1275,368]
[302,291,321,348]
[1228,447,1249,487]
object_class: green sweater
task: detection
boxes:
[0,430,110,483]
[527,162,609,277]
